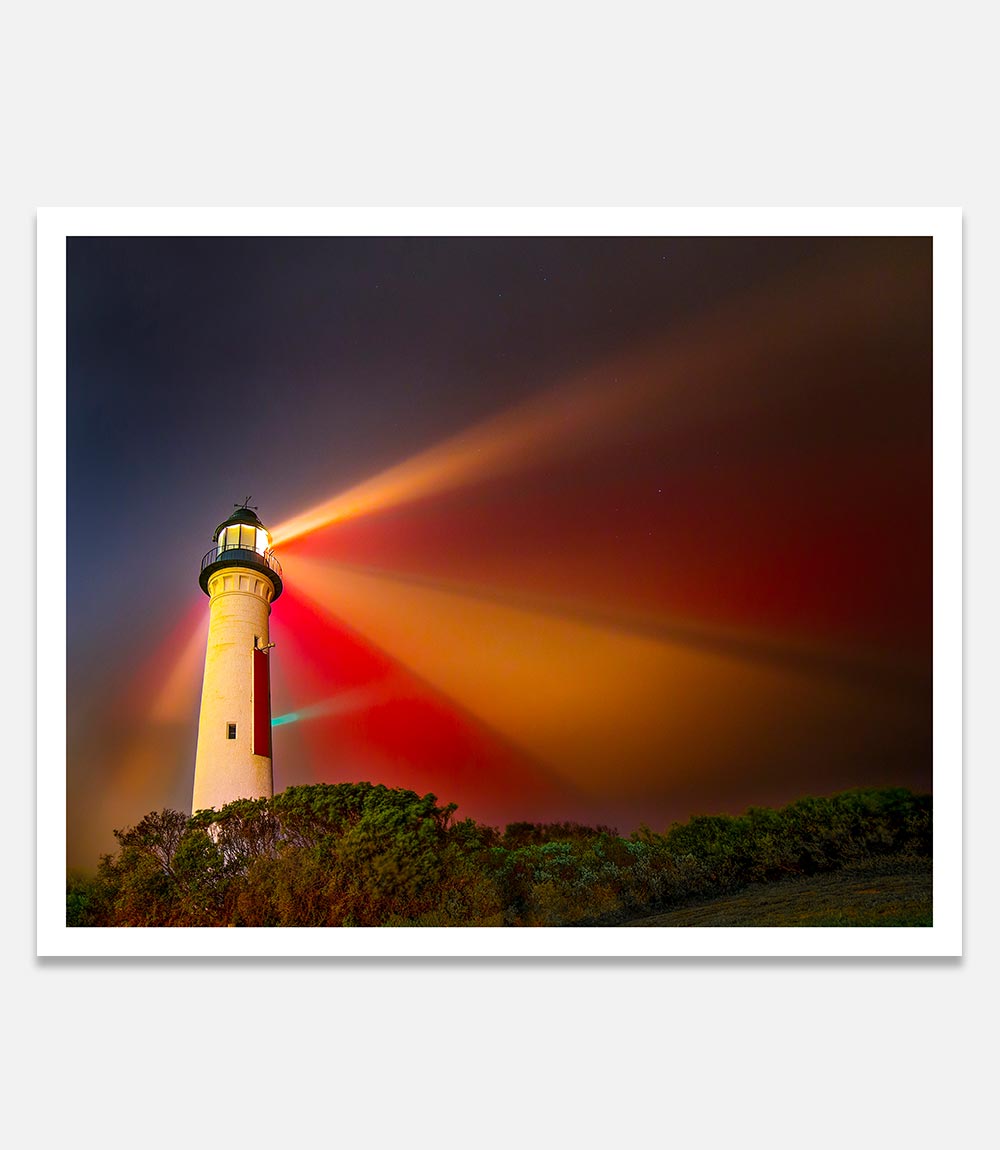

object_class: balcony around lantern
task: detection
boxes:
[199,542,284,599]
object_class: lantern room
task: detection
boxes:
[215,509,270,558]
[198,503,283,598]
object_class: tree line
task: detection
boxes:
[67,782,932,927]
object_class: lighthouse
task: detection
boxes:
[192,501,283,814]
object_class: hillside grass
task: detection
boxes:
[619,860,932,927]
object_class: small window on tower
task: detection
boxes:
[227,723,237,740]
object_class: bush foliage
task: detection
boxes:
[67,783,931,927]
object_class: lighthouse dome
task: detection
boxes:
[213,505,269,546]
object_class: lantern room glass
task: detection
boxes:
[216,524,270,558]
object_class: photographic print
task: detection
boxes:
[38,208,961,956]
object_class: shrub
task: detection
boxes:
[69,783,932,927]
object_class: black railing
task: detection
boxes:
[200,543,283,580]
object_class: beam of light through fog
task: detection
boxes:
[286,557,929,802]
[271,248,928,547]
[271,684,392,726]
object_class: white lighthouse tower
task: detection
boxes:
[192,501,283,814]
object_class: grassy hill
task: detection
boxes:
[619,861,932,927]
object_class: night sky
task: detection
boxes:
[66,235,932,868]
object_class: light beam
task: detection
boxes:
[271,245,928,547]
[287,556,929,803]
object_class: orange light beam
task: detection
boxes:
[282,558,929,694]
[288,557,926,801]
[270,245,928,548]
